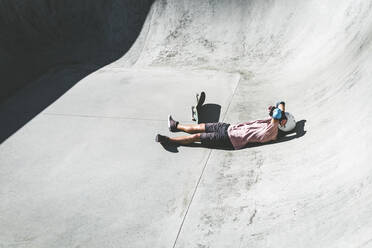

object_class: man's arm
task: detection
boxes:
[271,118,279,125]
[277,101,287,126]
[270,101,286,125]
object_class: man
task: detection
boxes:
[155,102,288,150]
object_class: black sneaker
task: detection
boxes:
[155,134,170,144]
[168,115,179,132]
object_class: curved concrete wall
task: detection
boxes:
[119,0,372,246]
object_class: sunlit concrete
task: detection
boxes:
[0,68,239,247]
[1,0,372,247]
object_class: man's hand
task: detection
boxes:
[277,102,285,113]
[276,101,287,125]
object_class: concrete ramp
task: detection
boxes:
[1,0,372,247]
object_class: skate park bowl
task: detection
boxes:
[1,0,372,247]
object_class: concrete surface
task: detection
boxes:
[1,0,372,247]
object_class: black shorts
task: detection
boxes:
[200,122,233,149]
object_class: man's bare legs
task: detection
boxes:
[157,116,207,145]
[167,123,205,145]
[168,133,201,145]
[177,123,206,134]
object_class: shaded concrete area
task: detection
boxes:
[1,0,372,247]
[0,0,154,142]
[0,0,154,101]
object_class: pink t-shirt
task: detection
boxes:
[227,118,279,150]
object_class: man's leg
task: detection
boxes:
[169,115,206,133]
[177,123,206,134]
[168,133,201,145]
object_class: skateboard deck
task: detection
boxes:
[191,91,205,123]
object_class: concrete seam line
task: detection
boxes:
[172,73,241,248]
[42,112,191,123]
[172,149,213,248]
[222,73,242,122]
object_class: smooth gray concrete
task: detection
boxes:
[0,115,209,247]
[1,0,372,247]
[0,68,239,247]
[43,68,239,122]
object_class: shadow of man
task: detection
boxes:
[275,119,307,142]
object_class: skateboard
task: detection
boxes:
[191,91,205,123]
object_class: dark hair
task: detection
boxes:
[268,106,275,117]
